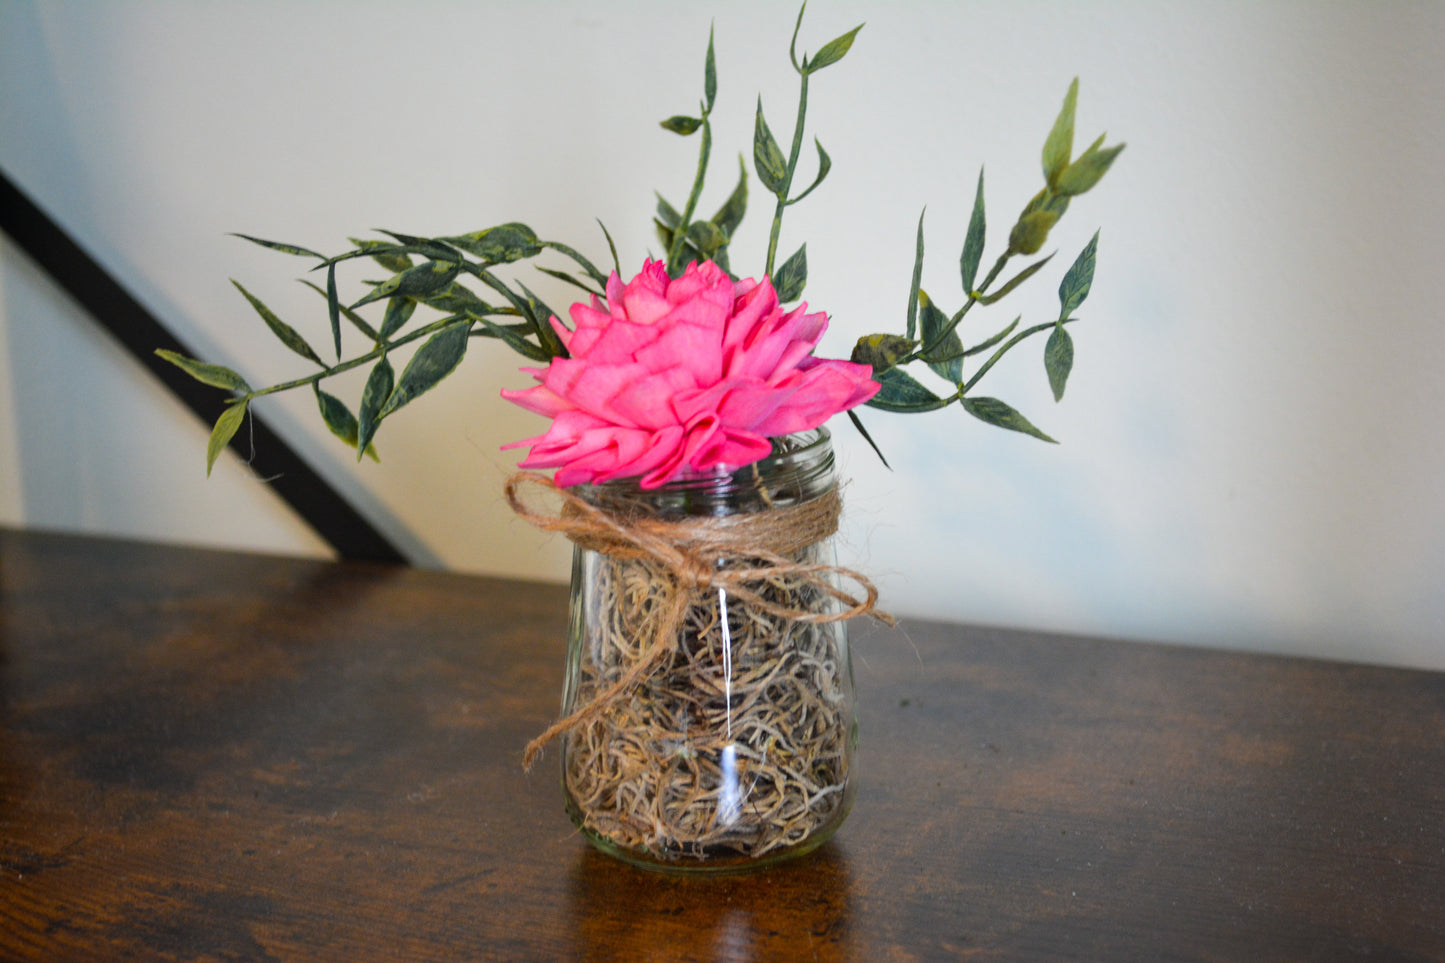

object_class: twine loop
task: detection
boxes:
[505,471,892,769]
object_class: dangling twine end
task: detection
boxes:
[522,737,547,773]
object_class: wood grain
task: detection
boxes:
[1,528,1441,961]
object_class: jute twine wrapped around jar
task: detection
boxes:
[504,472,891,771]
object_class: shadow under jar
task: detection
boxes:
[559,428,857,874]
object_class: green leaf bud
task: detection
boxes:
[851,333,917,374]
[661,115,703,136]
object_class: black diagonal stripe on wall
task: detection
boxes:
[0,168,407,564]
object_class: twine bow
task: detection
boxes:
[505,471,892,769]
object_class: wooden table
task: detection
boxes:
[1,528,1441,961]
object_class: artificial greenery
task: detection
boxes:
[159,6,1122,475]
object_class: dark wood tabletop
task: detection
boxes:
[1,527,1441,961]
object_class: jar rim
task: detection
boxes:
[577,428,835,516]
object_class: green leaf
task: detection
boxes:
[654,218,679,256]
[1059,231,1099,319]
[786,138,832,207]
[378,296,417,342]
[805,23,864,72]
[155,350,251,394]
[965,316,1021,357]
[905,209,925,340]
[542,240,610,289]
[1056,141,1125,197]
[960,168,987,295]
[1045,324,1074,402]
[299,280,379,343]
[978,253,1054,305]
[315,245,395,271]
[788,3,809,72]
[476,318,550,363]
[1017,185,1070,220]
[349,237,414,274]
[230,280,324,367]
[536,265,604,298]
[867,367,950,413]
[1042,78,1079,189]
[711,244,732,277]
[847,408,890,469]
[357,356,394,457]
[375,231,461,263]
[685,220,729,259]
[351,260,460,310]
[656,193,682,229]
[710,157,749,239]
[515,282,565,357]
[655,197,684,255]
[440,223,543,263]
[918,291,963,384]
[916,289,946,344]
[326,260,342,359]
[206,401,248,476]
[753,97,788,195]
[314,383,376,461]
[774,244,807,303]
[377,322,470,420]
[704,26,718,112]
[961,396,1056,443]
[661,115,703,136]
[597,219,622,276]
[229,234,323,260]
[420,281,493,318]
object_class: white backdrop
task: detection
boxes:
[3,1,1443,670]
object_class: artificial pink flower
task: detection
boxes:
[501,259,878,488]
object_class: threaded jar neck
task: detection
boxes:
[576,429,836,518]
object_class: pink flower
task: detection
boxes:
[501,259,879,488]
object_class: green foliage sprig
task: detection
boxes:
[159,223,611,474]
[847,77,1123,456]
[157,6,1122,476]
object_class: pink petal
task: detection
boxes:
[634,425,694,488]
[499,382,572,419]
[721,277,778,356]
[620,260,673,324]
[608,366,699,430]
[548,315,574,352]
[605,272,625,307]
[634,319,723,384]
[665,260,728,304]
[688,425,772,473]
[547,361,648,426]
[715,380,788,429]
[584,319,665,364]
[751,360,879,436]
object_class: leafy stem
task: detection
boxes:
[242,313,474,401]
[758,6,860,281]
[457,260,563,356]
[764,69,809,278]
[854,75,1122,455]
[961,317,1074,395]
[908,252,1011,365]
[667,112,714,275]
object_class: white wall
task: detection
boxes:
[3,1,1443,670]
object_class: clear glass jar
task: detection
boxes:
[559,428,857,873]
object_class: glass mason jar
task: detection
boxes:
[559,428,857,873]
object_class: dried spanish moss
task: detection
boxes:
[562,544,854,867]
